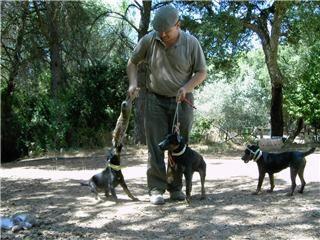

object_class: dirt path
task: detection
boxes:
[1,146,320,240]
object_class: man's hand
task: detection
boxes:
[128,85,140,100]
[176,70,207,103]
[176,87,187,103]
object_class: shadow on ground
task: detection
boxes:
[1,176,319,240]
[1,148,320,240]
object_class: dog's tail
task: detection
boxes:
[80,181,89,186]
[303,147,316,157]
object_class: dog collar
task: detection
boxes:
[246,147,262,162]
[253,149,262,162]
[107,163,125,171]
[171,145,187,156]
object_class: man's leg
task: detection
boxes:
[145,93,170,203]
[167,93,194,200]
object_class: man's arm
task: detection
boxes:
[177,70,207,102]
[127,59,140,99]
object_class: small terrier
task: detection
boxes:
[158,132,206,203]
[80,149,138,201]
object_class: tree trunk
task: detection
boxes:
[263,43,284,137]
[257,2,288,137]
[34,1,63,98]
[270,83,284,136]
[46,1,63,98]
[132,1,151,144]
[1,1,29,161]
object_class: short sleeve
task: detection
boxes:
[130,34,152,65]
[191,36,207,73]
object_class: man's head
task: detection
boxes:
[152,5,180,43]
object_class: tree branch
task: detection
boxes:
[91,10,139,33]
[1,40,14,63]
[241,20,269,45]
[270,2,288,49]
[152,1,171,10]
[133,0,142,10]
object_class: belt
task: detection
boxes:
[148,91,176,99]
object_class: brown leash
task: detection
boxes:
[183,98,197,109]
[168,152,176,167]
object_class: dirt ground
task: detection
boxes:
[1,145,320,240]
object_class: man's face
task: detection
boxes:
[158,21,180,43]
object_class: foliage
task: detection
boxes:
[192,49,270,142]
[5,60,128,157]
[280,2,320,131]
[1,0,319,160]
[65,61,128,147]
[1,1,130,160]
[191,117,214,143]
[282,42,320,130]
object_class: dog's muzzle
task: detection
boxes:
[158,139,169,151]
[241,155,250,163]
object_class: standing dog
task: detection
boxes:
[80,149,138,201]
[158,132,206,203]
[241,145,316,196]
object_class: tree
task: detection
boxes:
[1,1,29,161]
[280,4,320,138]
[178,1,319,137]
[1,0,132,160]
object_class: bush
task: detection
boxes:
[65,61,128,147]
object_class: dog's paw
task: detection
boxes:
[251,191,260,195]
[200,195,206,201]
[267,189,274,193]
[132,197,139,201]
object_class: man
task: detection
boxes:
[127,5,207,205]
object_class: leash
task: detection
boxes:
[171,98,197,133]
[168,152,175,167]
[171,102,180,134]
[169,102,180,168]
[169,97,196,167]
[183,98,197,109]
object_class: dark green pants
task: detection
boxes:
[144,92,194,195]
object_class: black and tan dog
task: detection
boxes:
[242,144,316,196]
[158,132,206,203]
[80,148,138,201]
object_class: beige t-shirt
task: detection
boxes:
[130,30,207,97]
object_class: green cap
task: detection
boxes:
[152,5,179,32]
